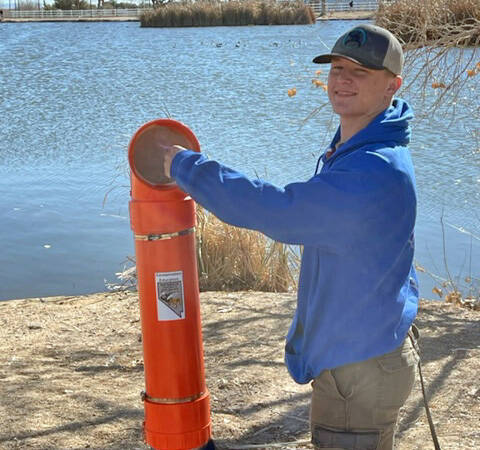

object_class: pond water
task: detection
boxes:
[0,20,479,300]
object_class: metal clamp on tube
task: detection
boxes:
[134,227,196,242]
[128,119,212,450]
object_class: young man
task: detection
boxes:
[157,24,419,450]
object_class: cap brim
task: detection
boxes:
[312,53,333,64]
[312,52,384,71]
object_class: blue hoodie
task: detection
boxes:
[171,98,419,384]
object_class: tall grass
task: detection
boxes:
[196,207,299,292]
[140,0,316,27]
[376,0,480,47]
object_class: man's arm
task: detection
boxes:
[165,148,415,253]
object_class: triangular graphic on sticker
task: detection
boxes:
[158,290,184,318]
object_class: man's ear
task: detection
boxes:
[386,75,402,96]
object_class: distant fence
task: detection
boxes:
[3,8,146,19]
[3,1,381,20]
[306,0,379,14]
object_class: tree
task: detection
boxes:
[53,0,90,9]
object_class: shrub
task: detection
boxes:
[376,0,480,47]
[140,0,316,27]
[196,207,299,292]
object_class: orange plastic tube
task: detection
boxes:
[128,119,211,450]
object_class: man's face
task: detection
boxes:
[327,56,401,121]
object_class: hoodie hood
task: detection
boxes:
[324,98,414,164]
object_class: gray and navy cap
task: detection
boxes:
[313,24,404,75]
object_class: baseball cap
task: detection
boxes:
[312,24,404,75]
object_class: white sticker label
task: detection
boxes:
[155,271,185,321]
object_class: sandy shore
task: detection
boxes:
[1,291,478,449]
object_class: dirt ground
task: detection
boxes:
[0,291,478,450]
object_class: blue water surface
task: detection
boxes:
[0,20,479,300]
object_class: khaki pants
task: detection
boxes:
[310,335,419,450]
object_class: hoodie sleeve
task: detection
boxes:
[171,150,415,252]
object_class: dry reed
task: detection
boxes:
[140,0,316,27]
[376,0,480,47]
[195,206,299,292]
[374,0,480,121]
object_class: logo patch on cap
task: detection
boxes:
[343,28,367,48]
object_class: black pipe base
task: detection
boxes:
[201,439,217,450]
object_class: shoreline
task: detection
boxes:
[0,287,461,305]
[317,10,375,21]
[1,10,375,23]
[1,17,139,23]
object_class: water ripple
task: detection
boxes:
[0,21,478,299]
